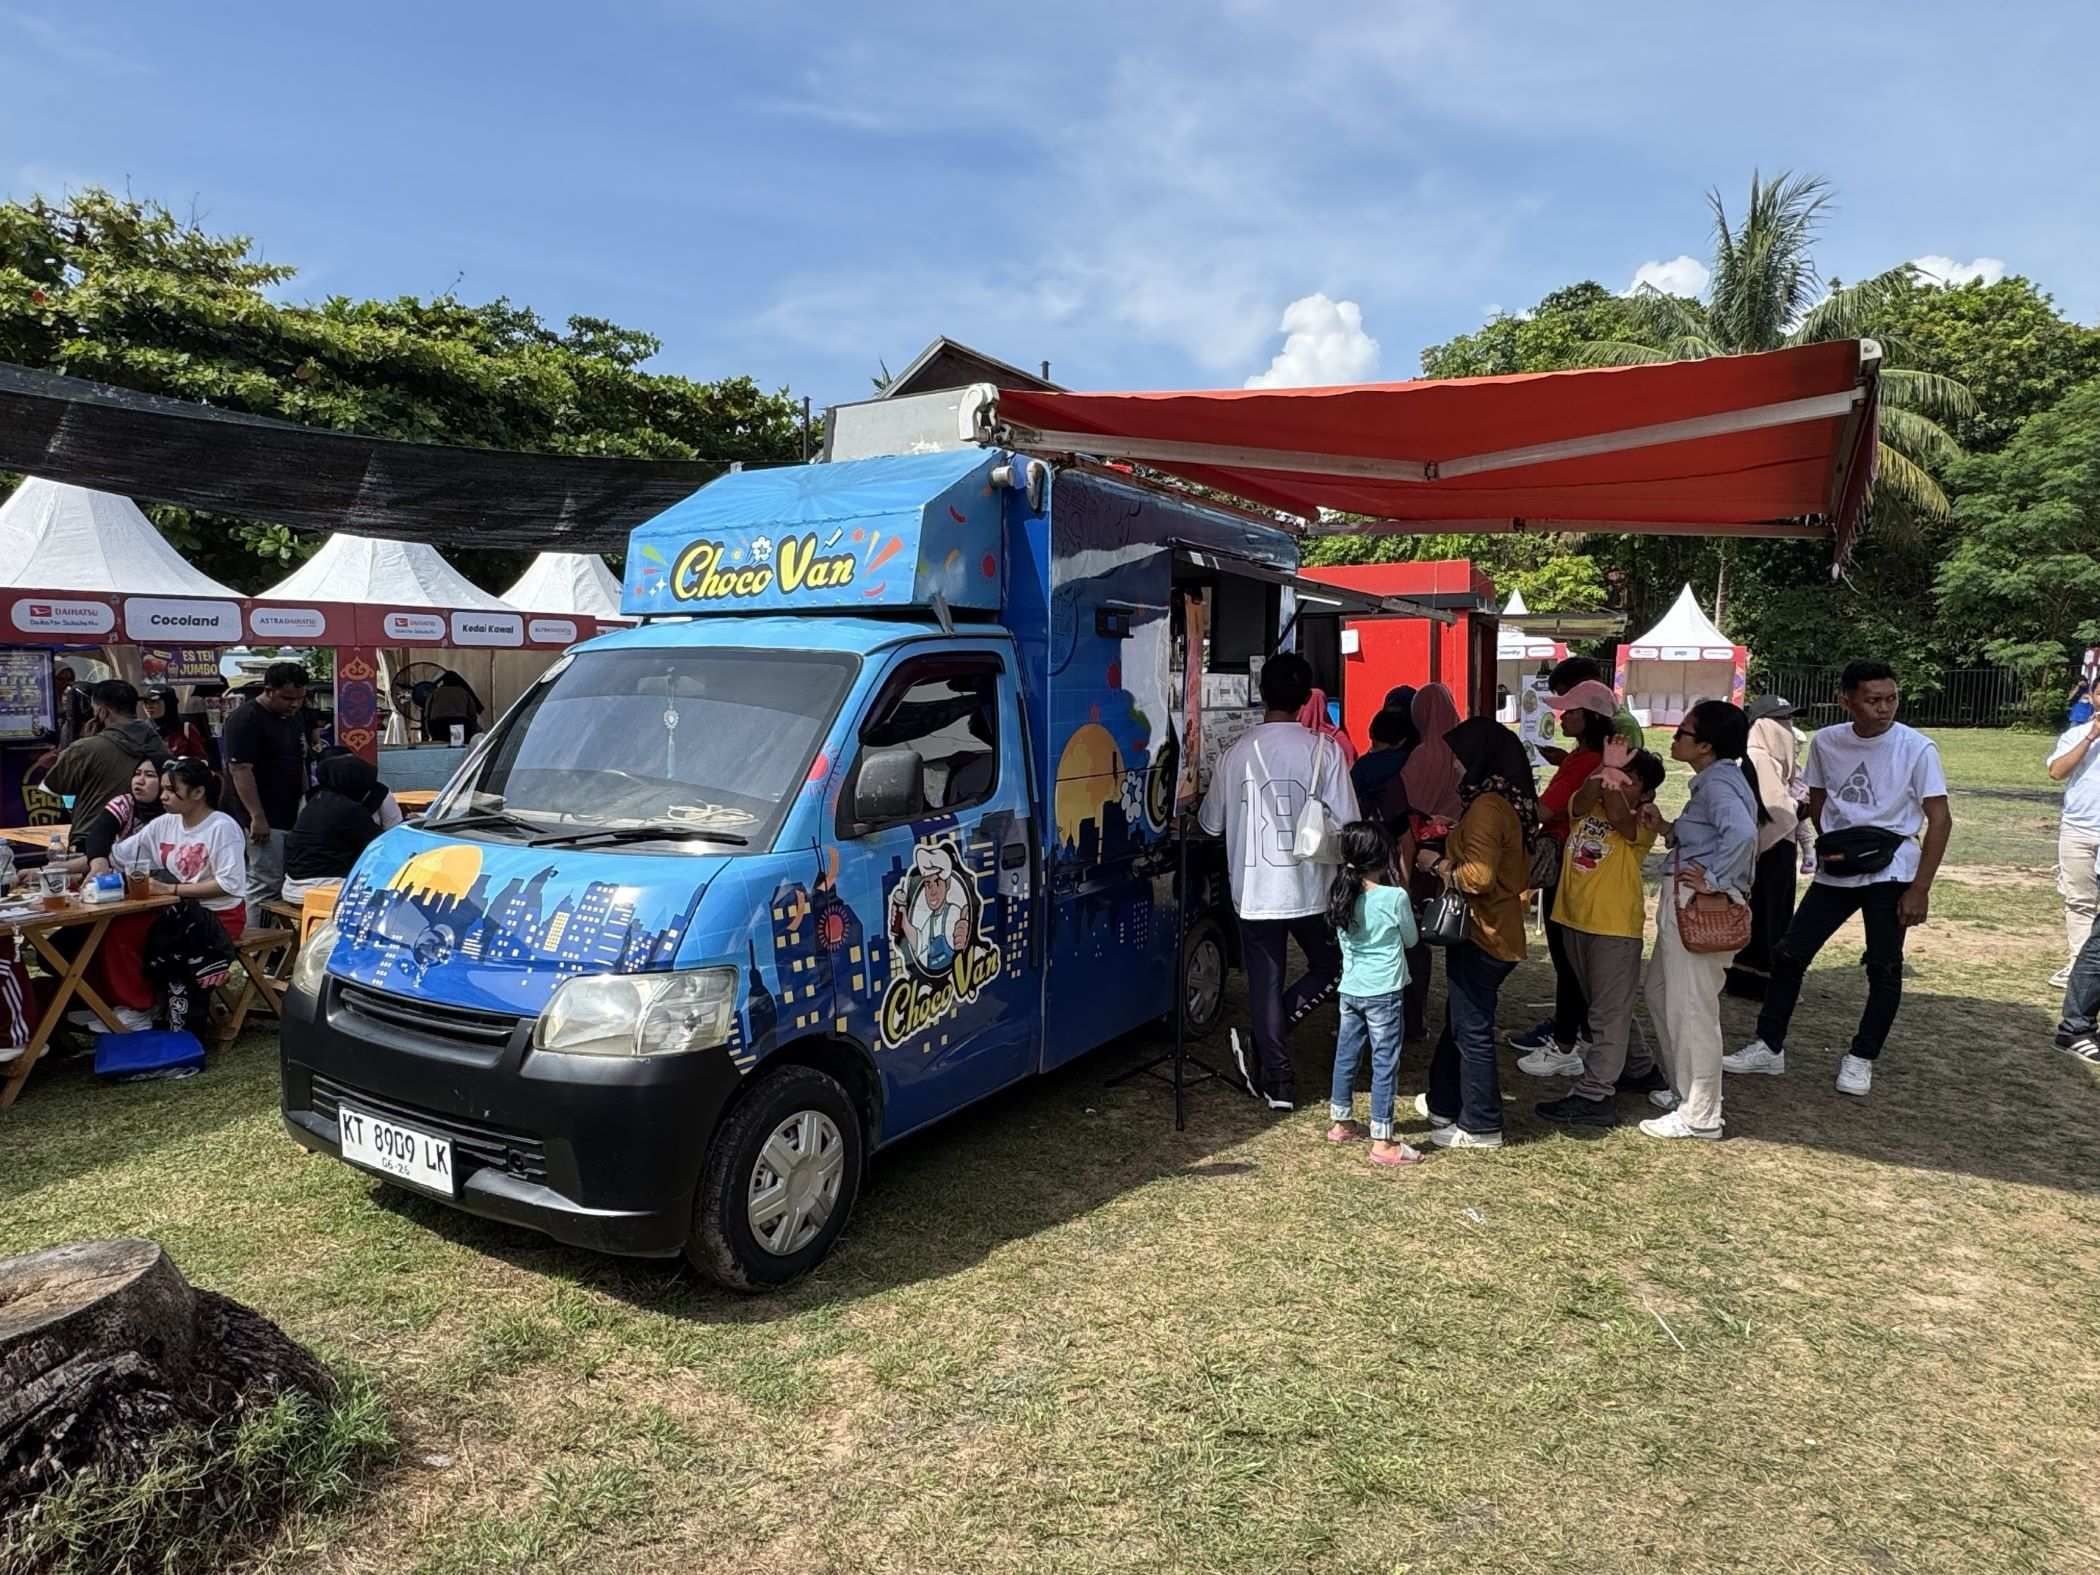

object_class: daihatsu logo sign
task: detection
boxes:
[12,598,114,635]
[382,611,446,642]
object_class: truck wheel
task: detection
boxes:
[687,1066,863,1292]
[1180,916,1227,1039]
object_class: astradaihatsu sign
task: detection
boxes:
[250,605,332,641]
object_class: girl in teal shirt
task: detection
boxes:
[1325,820,1420,1166]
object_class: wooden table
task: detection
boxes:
[0,894,178,1109]
[0,825,67,853]
[394,789,438,813]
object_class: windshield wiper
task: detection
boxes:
[428,809,538,836]
[526,823,748,848]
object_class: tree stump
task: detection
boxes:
[0,1239,336,1515]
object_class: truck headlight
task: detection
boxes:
[533,968,739,1058]
[290,919,340,1000]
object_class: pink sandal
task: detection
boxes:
[1326,1121,1363,1144]
[1368,1142,1423,1167]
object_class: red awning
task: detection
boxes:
[971,340,1880,559]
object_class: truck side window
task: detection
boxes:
[848,658,1002,830]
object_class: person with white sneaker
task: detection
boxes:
[1199,653,1360,1113]
[2051,865,2100,1065]
[1419,718,1537,1151]
[2045,695,2100,991]
[1724,662,1953,1098]
[1639,701,1763,1141]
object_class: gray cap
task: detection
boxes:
[1745,694,1796,722]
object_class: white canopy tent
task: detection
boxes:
[1495,590,1565,723]
[1614,584,1747,726]
[0,477,242,598]
[256,534,537,746]
[502,551,626,620]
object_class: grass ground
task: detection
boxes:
[5,728,2098,1573]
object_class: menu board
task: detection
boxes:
[0,651,53,739]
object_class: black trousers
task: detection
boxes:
[1545,913,1591,1043]
[1726,841,1800,999]
[1403,941,1433,1040]
[1755,879,1909,1061]
[1237,913,1343,1102]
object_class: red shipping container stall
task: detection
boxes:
[1302,560,1498,743]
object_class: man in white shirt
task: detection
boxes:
[1725,661,1953,1097]
[1198,652,1359,1111]
[2045,702,2100,987]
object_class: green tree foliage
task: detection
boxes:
[0,190,804,591]
[1937,380,2100,681]
[1870,274,2100,453]
[1418,282,1650,379]
[1580,172,1974,524]
[1302,529,1608,613]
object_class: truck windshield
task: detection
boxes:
[426,646,856,849]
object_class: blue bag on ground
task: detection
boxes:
[94,1029,206,1081]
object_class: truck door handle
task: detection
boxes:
[1001,842,1028,868]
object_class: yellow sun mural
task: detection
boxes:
[389,843,484,901]
[1054,722,1124,845]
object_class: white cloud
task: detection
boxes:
[1912,254,2006,288]
[1627,255,1710,298]
[1244,294,1382,389]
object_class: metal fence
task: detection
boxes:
[1746,665,2038,729]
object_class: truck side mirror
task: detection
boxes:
[851,746,924,831]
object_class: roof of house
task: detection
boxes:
[880,337,1061,400]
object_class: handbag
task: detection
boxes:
[1290,732,1345,865]
[1417,885,1470,947]
[1672,852,1750,955]
[1527,832,1562,893]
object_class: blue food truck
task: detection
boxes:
[280,408,1411,1288]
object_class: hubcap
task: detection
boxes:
[747,1110,846,1257]
[1185,936,1223,1025]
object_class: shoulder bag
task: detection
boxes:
[1672,851,1750,955]
[1290,731,1345,865]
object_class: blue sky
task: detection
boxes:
[6,0,2095,409]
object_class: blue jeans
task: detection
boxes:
[1427,941,1519,1135]
[1330,990,1405,1139]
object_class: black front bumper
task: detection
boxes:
[279,976,743,1258]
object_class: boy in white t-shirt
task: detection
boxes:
[1725,661,1952,1097]
[1198,652,1360,1111]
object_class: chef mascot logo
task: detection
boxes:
[879,837,1003,1048]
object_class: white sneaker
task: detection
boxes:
[1517,1046,1587,1078]
[1638,1109,1722,1141]
[1647,1088,1679,1111]
[1836,1054,1874,1097]
[1722,1039,1786,1076]
[1412,1093,1454,1129]
[1428,1123,1503,1150]
[89,1006,155,1035]
[66,1008,97,1029]
[2050,963,2075,989]
[1263,1093,1295,1112]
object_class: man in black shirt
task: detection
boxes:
[221,662,310,910]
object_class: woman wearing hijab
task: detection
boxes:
[1725,696,1804,1000]
[283,751,395,898]
[422,669,485,744]
[1417,716,1537,1149]
[1297,686,1358,768]
[1397,684,1465,1038]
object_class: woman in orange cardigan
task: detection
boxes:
[1418,717,1538,1149]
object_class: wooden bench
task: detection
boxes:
[215,900,306,1043]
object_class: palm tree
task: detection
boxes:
[1581,173,1976,620]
